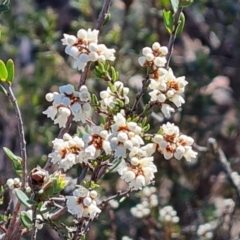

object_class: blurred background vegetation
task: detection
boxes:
[1,0,240,239]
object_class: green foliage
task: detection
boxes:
[170,0,179,12]
[0,0,9,13]
[179,0,194,7]
[3,147,22,176]
[163,10,174,34]
[6,59,14,83]
[20,212,33,229]
[176,12,185,36]
[0,185,4,204]
[0,83,7,94]
[0,60,8,81]
[14,189,34,208]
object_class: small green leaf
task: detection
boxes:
[110,66,117,82]
[0,84,7,95]
[170,0,179,13]
[0,60,8,81]
[163,10,174,34]
[6,59,14,83]
[14,189,32,207]
[0,4,9,13]
[12,160,22,177]
[91,94,99,106]
[143,124,150,132]
[115,99,124,108]
[176,12,185,36]
[20,212,33,229]
[3,147,22,162]
[109,158,121,172]
[179,0,193,7]
[103,13,111,25]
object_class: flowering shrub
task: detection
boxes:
[0,0,240,240]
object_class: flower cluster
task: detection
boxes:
[138,43,188,118]
[100,81,130,111]
[109,112,144,158]
[153,122,197,161]
[159,205,179,224]
[43,84,91,128]
[82,126,111,160]
[138,42,168,69]
[62,28,115,71]
[49,133,85,171]
[66,186,101,219]
[117,145,157,190]
[130,186,158,218]
[49,127,112,171]
[197,222,215,239]
[6,178,21,190]
[148,68,188,118]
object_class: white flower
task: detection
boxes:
[66,186,101,219]
[117,155,157,190]
[138,42,168,68]
[109,112,144,158]
[43,84,91,128]
[82,126,111,159]
[153,122,198,162]
[61,28,115,71]
[49,134,85,171]
[100,81,129,111]
[159,205,179,224]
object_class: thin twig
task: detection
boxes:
[130,78,150,114]
[49,207,67,221]
[31,205,37,240]
[76,166,88,184]
[100,189,132,208]
[208,138,240,204]
[5,84,28,240]
[5,201,21,240]
[7,85,27,189]
[165,7,184,69]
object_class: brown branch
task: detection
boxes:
[208,138,240,204]
[7,85,27,189]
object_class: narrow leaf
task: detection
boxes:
[0,84,7,95]
[0,60,8,81]
[163,10,174,34]
[6,59,14,83]
[176,12,185,36]
[3,147,22,162]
